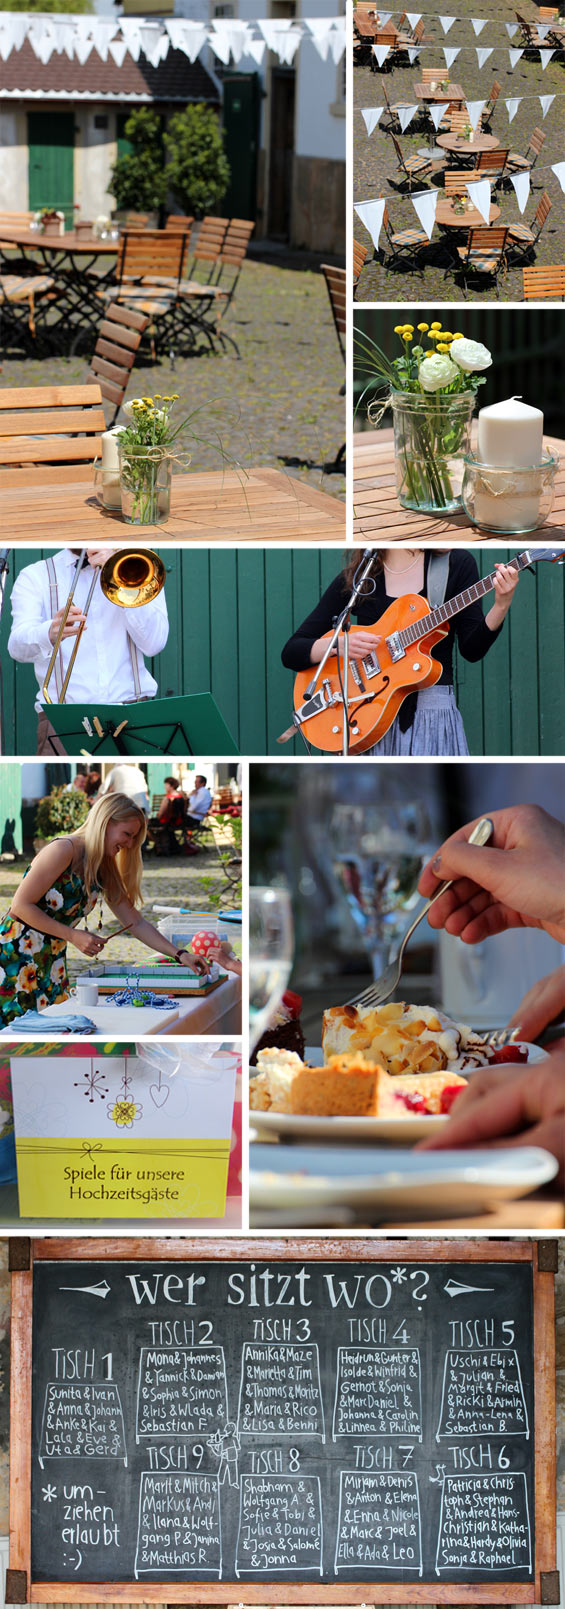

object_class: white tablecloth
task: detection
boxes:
[164,975,242,1035]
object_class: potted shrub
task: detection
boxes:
[33,786,90,852]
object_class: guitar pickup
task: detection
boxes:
[362,650,381,678]
[351,662,366,692]
[385,632,405,663]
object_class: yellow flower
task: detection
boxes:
[430,322,442,331]
[453,332,464,340]
[417,322,429,332]
[172,394,179,400]
[442,331,454,341]
[142,397,154,407]
[427,330,440,339]
[154,393,162,399]
[403,325,414,333]
[404,332,414,342]
[437,343,450,352]
[394,325,405,334]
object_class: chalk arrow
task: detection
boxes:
[444,1279,495,1298]
[59,1280,111,1299]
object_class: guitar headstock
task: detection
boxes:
[525,547,565,565]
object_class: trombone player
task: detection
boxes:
[8,547,169,754]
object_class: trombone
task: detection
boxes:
[42,548,166,705]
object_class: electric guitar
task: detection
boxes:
[289,548,564,753]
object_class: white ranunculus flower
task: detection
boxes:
[121,400,142,420]
[450,337,492,373]
[418,354,459,393]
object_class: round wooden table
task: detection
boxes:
[437,131,501,154]
[0,226,119,347]
[435,196,501,228]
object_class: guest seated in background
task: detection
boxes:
[186,774,213,830]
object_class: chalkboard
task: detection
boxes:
[9,1239,557,1604]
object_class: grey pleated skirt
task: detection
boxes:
[368,685,469,757]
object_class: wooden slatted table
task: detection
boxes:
[354,426,565,541]
[1,467,345,543]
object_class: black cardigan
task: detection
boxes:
[281,551,504,732]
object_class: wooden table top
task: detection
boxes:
[354,427,565,542]
[1,467,345,544]
[0,226,118,254]
[414,81,465,102]
[435,196,501,227]
[437,131,500,153]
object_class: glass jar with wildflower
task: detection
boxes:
[355,323,493,515]
[118,394,184,525]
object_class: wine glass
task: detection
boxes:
[329,802,433,980]
[249,886,294,1055]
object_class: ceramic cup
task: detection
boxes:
[74,980,99,1008]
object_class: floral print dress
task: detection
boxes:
[0,856,96,1026]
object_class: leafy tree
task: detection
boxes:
[109,108,168,214]
[35,787,89,841]
[0,0,93,11]
[165,105,230,218]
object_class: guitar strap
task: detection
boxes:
[426,551,450,609]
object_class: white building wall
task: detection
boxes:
[74,107,117,218]
[295,0,344,162]
[0,109,29,208]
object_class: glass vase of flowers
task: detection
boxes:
[355,321,493,515]
[118,394,187,524]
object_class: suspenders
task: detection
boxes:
[45,557,143,701]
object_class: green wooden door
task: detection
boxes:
[3,549,564,757]
[222,73,260,220]
[28,112,75,228]
[117,113,134,164]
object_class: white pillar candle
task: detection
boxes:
[477,396,544,467]
[100,428,124,509]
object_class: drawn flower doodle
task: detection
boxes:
[107,1066,143,1128]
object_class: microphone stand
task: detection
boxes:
[299,549,378,756]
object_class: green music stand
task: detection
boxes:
[42,693,238,757]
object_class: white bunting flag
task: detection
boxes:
[511,172,530,213]
[329,27,346,63]
[74,31,94,63]
[507,97,522,122]
[537,23,552,38]
[407,46,420,62]
[108,36,128,65]
[354,198,386,252]
[476,47,493,67]
[411,188,439,240]
[505,22,518,37]
[373,41,390,66]
[509,48,524,67]
[247,37,266,64]
[119,19,142,60]
[539,95,555,119]
[471,18,487,35]
[378,11,392,22]
[465,177,491,224]
[398,104,418,132]
[466,100,485,131]
[540,49,555,69]
[443,45,460,68]
[439,16,456,32]
[551,162,565,195]
[306,19,335,61]
[406,14,422,27]
[362,107,383,135]
[430,101,450,130]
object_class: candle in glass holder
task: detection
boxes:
[100,428,124,510]
[474,397,544,529]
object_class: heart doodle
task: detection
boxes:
[149,1083,170,1107]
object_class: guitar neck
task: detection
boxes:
[397,550,535,649]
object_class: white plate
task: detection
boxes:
[250,1145,558,1221]
[249,1041,544,1144]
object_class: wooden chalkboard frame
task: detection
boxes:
[8,1236,558,1606]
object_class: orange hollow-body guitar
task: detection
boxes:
[292,549,563,753]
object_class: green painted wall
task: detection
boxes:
[2,548,563,757]
[0,765,22,854]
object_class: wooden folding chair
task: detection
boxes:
[481,81,501,127]
[104,230,190,356]
[390,133,440,192]
[455,226,510,295]
[508,192,552,257]
[165,214,194,235]
[383,203,428,272]
[0,384,105,486]
[506,127,546,178]
[522,265,565,300]
[444,172,475,197]
[0,273,54,354]
[472,147,510,186]
[353,240,368,296]
[87,302,149,425]
[175,219,254,357]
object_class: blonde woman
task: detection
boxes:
[0,792,209,1026]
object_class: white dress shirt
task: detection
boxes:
[9,549,169,712]
[188,785,212,819]
[102,764,151,814]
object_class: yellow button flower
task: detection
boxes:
[430,322,442,331]
[394,326,405,334]
[437,343,450,352]
[417,322,429,332]
[442,332,454,341]
[404,332,414,342]
[453,332,464,340]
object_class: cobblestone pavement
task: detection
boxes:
[354,0,564,303]
[0,847,241,984]
[0,258,345,499]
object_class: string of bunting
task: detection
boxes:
[367,42,564,66]
[361,94,560,133]
[358,11,564,34]
[0,12,345,67]
[355,161,565,247]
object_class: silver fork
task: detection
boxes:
[345,816,494,1010]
